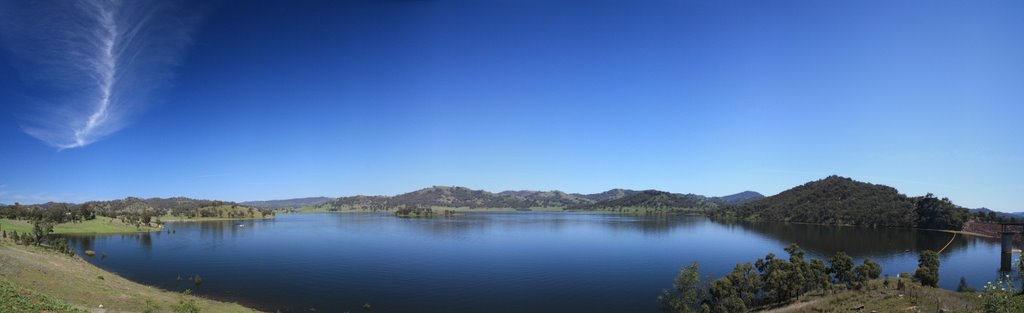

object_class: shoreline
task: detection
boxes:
[1,216,277,236]
[0,241,260,312]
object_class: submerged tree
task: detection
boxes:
[957,276,975,292]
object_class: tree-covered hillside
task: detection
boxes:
[712,176,970,230]
[567,190,720,211]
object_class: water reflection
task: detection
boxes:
[66,212,1008,313]
[729,222,984,258]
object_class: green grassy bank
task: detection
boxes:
[1,218,159,235]
[0,241,258,312]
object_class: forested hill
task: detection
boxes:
[1,197,273,225]
[242,197,332,209]
[712,176,971,230]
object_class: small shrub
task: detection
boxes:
[97,275,104,280]
[143,299,161,313]
[980,276,1024,313]
[171,289,201,313]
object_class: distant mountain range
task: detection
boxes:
[1,175,992,232]
[714,191,764,204]
[302,186,763,211]
[320,186,593,210]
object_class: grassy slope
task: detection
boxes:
[0,241,258,313]
[0,219,31,234]
[763,279,979,313]
[0,277,84,313]
[1,218,158,235]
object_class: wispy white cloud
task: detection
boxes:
[0,0,203,149]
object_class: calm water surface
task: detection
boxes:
[67,212,1010,312]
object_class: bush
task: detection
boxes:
[143,299,161,313]
[828,251,854,285]
[914,266,938,287]
[851,258,882,289]
[913,250,939,287]
[171,289,201,313]
[980,276,1024,313]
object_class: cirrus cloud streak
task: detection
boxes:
[0,0,202,149]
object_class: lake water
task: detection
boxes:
[66,212,1012,313]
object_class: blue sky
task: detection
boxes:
[0,0,1022,211]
